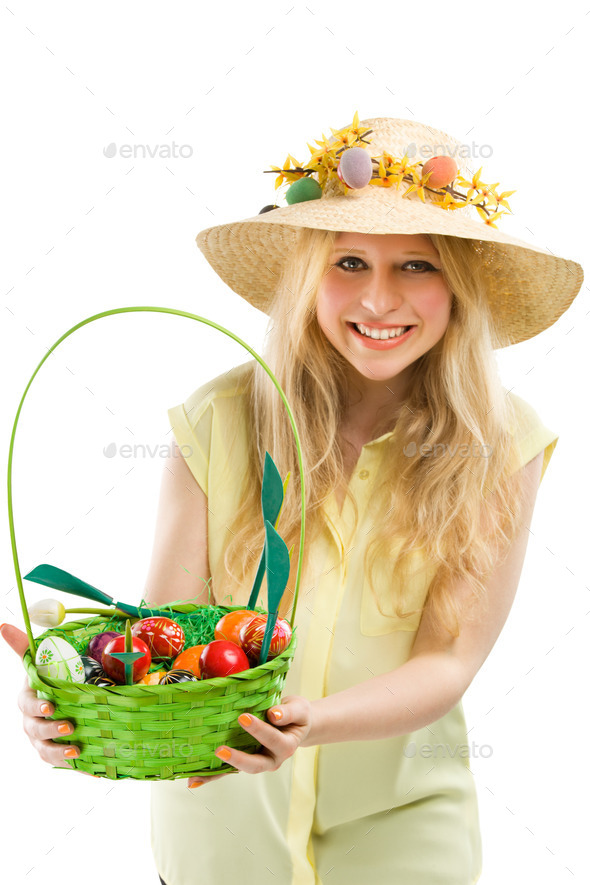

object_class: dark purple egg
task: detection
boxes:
[87,631,121,663]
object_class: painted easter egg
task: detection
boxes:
[80,655,104,680]
[87,631,121,663]
[158,669,197,685]
[171,645,206,678]
[86,674,118,687]
[102,635,151,683]
[131,617,185,661]
[239,616,292,664]
[35,636,85,682]
[337,147,373,189]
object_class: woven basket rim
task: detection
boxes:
[24,608,297,695]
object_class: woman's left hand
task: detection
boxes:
[187,695,313,788]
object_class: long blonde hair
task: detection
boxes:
[213,227,526,637]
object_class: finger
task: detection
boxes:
[24,713,77,744]
[238,712,290,757]
[18,678,56,719]
[214,742,277,774]
[0,624,31,658]
[32,736,81,769]
[265,696,304,726]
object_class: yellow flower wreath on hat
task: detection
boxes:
[265,110,516,229]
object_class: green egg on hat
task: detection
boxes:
[285,176,322,204]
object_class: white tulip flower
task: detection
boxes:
[28,598,66,627]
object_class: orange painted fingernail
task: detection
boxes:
[272,709,283,720]
[216,747,231,761]
[63,748,79,758]
[58,724,72,735]
[189,780,204,788]
[40,703,52,715]
[238,713,252,727]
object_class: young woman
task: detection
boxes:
[3,115,583,885]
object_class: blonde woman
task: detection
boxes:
[4,115,583,885]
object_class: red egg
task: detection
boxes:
[199,640,250,679]
[131,617,185,661]
[102,635,151,684]
[239,615,292,665]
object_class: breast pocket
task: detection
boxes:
[359,541,437,636]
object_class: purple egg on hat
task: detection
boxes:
[337,147,373,189]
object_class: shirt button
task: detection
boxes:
[358,469,369,480]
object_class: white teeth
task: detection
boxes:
[356,323,410,340]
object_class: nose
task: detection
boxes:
[358,266,404,317]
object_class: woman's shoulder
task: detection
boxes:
[502,387,554,439]
[502,387,559,480]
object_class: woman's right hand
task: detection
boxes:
[1,623,92,774]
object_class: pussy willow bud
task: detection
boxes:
[28,598,66,627]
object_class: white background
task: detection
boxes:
[1,1,588,882]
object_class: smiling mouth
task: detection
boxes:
[348,322,416,340]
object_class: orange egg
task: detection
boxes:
[139,669,167,685]
[421,155,458,189]
[214,610,257,646]
[172,644,206,678]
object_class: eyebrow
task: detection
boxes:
[332,248,437,257]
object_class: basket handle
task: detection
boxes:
[7,307,307,664]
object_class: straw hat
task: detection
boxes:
[196,115,584,348]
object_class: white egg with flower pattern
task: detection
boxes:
[35,635,85,682]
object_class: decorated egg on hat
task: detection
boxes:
[285,176,322,204]
[337,146,373,189]
[35,636,85,682]
[421,155,458,189]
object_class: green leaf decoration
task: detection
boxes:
[258,518,291,665]
[24,564,115,607]
[247,452,285,610]
[23,564,164,618]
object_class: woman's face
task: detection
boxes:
[316,232,453,387]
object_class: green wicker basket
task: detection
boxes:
[8,307,306,781]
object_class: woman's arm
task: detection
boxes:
[301,450,545,747]
[141,441,213,607]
